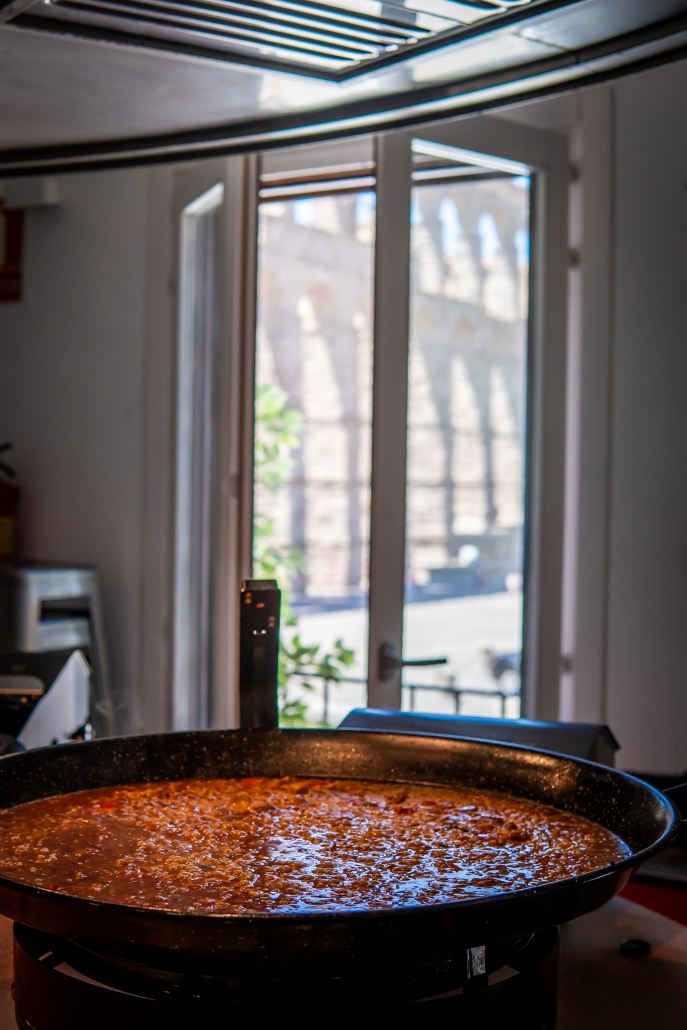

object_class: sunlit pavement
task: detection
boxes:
[285,591,522,727]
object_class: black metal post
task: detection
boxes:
[239,579,280,730]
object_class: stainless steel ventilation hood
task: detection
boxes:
[1,0,687,172]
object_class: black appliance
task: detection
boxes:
[340,708,619,766]
[12,919,560,1028]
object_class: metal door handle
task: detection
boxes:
[379,643,447,681]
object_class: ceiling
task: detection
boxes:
[1,0,687,173]
[7,0,513,79]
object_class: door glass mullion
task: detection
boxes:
[365,130,413,710]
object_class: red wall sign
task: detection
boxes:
[0,203,24,303]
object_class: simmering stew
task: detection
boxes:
[0,777,630,913]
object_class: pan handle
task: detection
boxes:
[663,782,687,819]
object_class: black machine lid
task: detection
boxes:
[339,707,620,766]
[1,0,687,172]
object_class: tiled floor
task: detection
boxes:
[2,896,687,1028]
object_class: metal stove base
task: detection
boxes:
[13,922,559,1029]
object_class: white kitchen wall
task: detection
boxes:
[0,165,176,734]
[506,63,687,772]
[606,60,687,774]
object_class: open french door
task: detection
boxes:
[174,116,568,731]
[366,118,569,724]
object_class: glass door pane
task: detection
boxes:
[254,191,375,726]
[174,181,224,732]
[402,161,530,719]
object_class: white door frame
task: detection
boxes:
[170,159,226,732]
[212,153,260,730]
[170,156,258,732]
[559,87,614,727]
[366,130,413,711]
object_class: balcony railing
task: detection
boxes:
[289,670,520,725]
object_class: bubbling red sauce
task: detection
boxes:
[0,777,630,913]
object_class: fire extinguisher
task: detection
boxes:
[0,443,18,562]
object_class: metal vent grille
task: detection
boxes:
[20,0,537,76]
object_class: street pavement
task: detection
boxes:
[285,591,522,726]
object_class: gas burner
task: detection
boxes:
[13,921,558,1029]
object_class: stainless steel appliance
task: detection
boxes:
[0,563,114,737]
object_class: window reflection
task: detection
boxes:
[254,192,375,726]
[403,175,529,719]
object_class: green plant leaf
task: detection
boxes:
[253,381,358,726]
